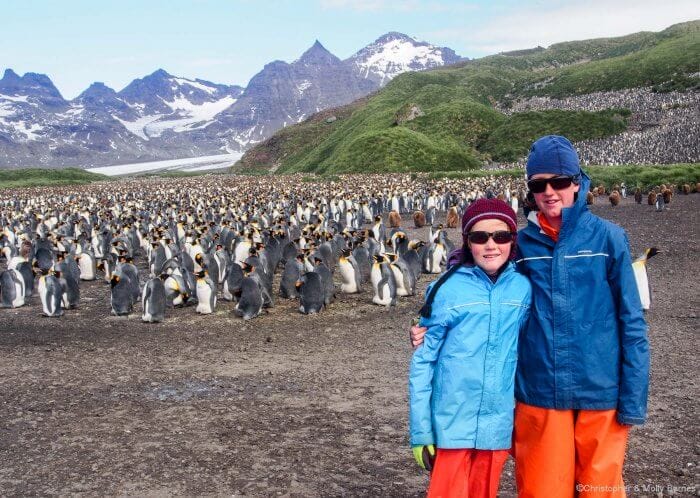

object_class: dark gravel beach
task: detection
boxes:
[1,189,698,497]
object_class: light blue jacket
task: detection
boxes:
[515,172,649,425]
[409,262,532,449]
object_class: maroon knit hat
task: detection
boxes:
[462,198,517,235]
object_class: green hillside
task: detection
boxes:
[237,20,700,174]
[0,168,110,189]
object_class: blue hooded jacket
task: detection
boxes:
[515,172,650,425]
[409,262,532,449]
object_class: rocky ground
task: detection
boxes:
[0,191,698,497]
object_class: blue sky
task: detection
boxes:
[1,0,697,99]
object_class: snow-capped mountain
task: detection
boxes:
[0,33,463,168]
[347,32,463,86]
[208,41,376,150]
[0,69,244,167]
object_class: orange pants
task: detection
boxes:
[427,448,509,498]
[514,402,630,498]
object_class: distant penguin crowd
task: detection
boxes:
[0,173,677,321]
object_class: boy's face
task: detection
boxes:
[530,173,579,221]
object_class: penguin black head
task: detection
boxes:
[647,247,660,259]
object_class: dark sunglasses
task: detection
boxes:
[467,230,515,245]
[527,175,579,194]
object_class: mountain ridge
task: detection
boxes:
[0,32,463,168]
[236,20,700,174]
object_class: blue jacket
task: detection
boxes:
[515,172,650,425]
[409,262,532,449]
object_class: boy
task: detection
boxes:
[514,135,648,497]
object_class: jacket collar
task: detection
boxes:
[458,260,516,285]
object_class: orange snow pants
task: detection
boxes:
[513,402,630,498]
[427,448,509,498]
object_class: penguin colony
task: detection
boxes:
[0,173,686,321]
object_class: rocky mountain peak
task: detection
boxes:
[0,69,65,106]
[79,82,117,98]
[373,32,414,44]
[1,68,21,84]
[297,40,340,66]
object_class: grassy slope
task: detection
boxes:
[237,21,699,174]
[0,168,110,189]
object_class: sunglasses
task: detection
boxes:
[527,175,579,194]
[467,230,515,245]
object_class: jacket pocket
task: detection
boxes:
[584,318,620,392]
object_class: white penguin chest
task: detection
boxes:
[339,260,357,292]
[38,277,50,314]
[370,264,382,288]
[78,255,95,279]
[196,280,214,313]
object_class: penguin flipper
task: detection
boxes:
[377,277,388,300]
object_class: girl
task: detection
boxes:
[409,198,531,498]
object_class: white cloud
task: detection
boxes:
[319,0,418,11]
[319,0,477,13]
[430,0,699,56]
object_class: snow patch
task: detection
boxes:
[355,39,444,85]
[297,80,312,95]
[172,77,217,95]
[0,94,30,103]
[14,121,44,141]
[114,114,164,140]
[143,96,237,137]
[84,153,242,176]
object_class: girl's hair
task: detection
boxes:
[420,240,515,319]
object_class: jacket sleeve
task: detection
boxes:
[408,285,450,446]
[609,231,650,425]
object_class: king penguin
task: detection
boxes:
[76,250,97,281]
[142,277,167,323]
[338,248,362,294]
[422,241,445,274]
[279,256,303,299]
[296,271,325,315]
[38,270,64,317]
[223,262,244,302]
[632,247,660,311]
[110,270,134,316]
[195,270,217,314]
[370,254,397,307]
[0,269,26,308]
[15,261,35,298]
[234,272,264,320]
[387,253,416,297]
[313,257,335,306]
